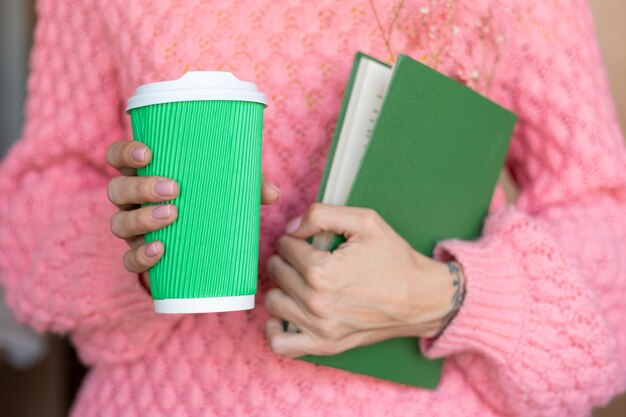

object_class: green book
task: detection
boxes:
[283,52,517,389]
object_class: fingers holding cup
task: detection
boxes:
[107,175,179,208]
[106,140,153,176]
[124,241,164,273]
[110,204,178,240]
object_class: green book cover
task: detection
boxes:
[284,51,517,389]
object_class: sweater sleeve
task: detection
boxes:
[420,2,626,416]
[0,0,183,366]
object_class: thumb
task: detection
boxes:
[285,203,378,240]
[261,173,280,205]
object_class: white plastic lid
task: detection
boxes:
[126,71,267,112]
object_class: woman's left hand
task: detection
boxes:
[264,203,465,358]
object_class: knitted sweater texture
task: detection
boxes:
[1,0,626,416]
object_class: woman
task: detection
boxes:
[1,0,626,416]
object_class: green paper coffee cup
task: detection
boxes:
[126,72,267,314]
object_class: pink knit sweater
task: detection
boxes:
[1,0,626,416]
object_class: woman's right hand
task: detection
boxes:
[105,140,281,291]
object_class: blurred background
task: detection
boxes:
[0,1,624,416]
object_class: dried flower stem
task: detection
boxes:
[368,0,406,63]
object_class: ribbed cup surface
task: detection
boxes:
[130,100,264,300]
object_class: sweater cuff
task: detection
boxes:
[71,272,182,365]
[68,189,183,364]
[75,188,169,320]
[419,233,527,364]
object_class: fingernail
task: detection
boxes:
[152,204,171,219]
[270,183,280,199]
[145,242,161,257]
[285,216,302,234]
[131,146,148,162]
[154,180,176,196]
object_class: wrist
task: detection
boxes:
[410,257,466,338]
[432,261,466,337]
[397,252,467,338]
